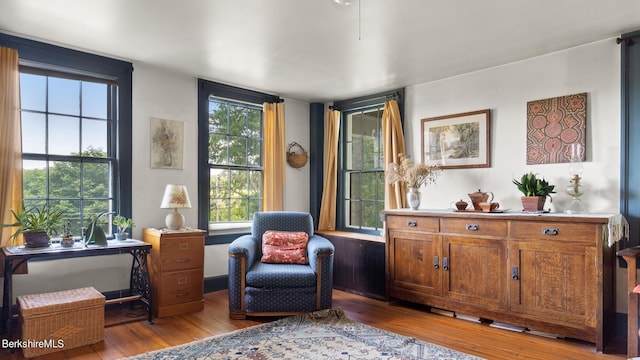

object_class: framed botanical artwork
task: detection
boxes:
[150,118,184,169]
[421,109,491,169]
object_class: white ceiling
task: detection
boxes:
[1,0,639,103]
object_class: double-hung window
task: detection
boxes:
[207,98,263,223]
[334,90,404,234]
[2,33,133,238]
[198,80,279,234]
[20,69,117,236]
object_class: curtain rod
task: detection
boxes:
[617,29,640,45]
[330,90,402,110]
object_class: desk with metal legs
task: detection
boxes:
[1,239,152,340]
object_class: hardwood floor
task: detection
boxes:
[4,289,629,359]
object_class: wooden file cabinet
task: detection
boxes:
[143,228,206,318]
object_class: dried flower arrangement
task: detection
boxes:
[385,154,442,189]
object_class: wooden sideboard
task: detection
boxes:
[382,210,618,352]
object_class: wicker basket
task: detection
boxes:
[18,287,105,358]
[287,142,308,168]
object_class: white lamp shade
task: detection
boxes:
[160,184,192,209]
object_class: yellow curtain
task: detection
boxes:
[262,102,285,211]
[382,99,407,209]
[0,47,23,247]
[318,109,340,230]
[0,47,25,276]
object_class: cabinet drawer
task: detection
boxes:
[441,218,507,237]
[509,221,598,242]
[160,237,204,271]
[386,215,439,232]
[159,269,203,306]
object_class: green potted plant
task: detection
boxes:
[60,219,74,247]
[1,204,65,247]
[512,172,556,212]
[84,212,112,246]
[112,215,134,240]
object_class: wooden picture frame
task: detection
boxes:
[150,118,184,170]
[421,109,491,169]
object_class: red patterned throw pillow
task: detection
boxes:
[261,230,309,264]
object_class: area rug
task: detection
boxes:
[123,308,483,359]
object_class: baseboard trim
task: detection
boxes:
[204,275,229,293]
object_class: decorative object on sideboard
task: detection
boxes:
[564,143,588,214]
[452,199,469,211]
[385,153,441,210]
[406,187,421,211]
[286,142,308,168]
[479,202,500,212]
[160,184,192,230]
[512,172,556,212]
[467,189,494,210]
[113,215,135,240]
[1,203,65,248]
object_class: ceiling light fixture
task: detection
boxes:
[332,0,361,40]
[333,0,355,5]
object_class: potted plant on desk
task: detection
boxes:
[1,203,65,247]
[513,172,556,212]
[60,219,75,247]
[112,215,134,240]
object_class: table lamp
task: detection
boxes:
[160,184,192,230]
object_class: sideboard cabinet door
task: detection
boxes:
[388,230,442,298]
[509,240,596,329]
[442,236,508,311]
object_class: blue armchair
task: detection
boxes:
[228,211,334,319]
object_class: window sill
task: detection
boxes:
[208,222,251,235]
[315,230,383,243]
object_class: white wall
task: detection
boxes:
[131,65,200,237]
[8,64,311,299]
[404,38,626,311]
[405,38,620,214]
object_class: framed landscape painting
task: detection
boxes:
[421,109,491,169]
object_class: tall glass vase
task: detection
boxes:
[407,187,421,210]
